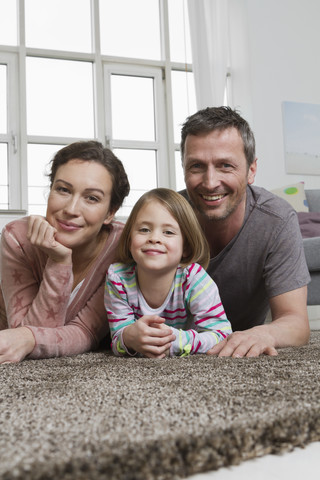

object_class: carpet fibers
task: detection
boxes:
[0,332,319,480]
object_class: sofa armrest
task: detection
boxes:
[303,236,320,271]
[305,190,320,212]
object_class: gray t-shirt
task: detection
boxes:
[180,185,310,331]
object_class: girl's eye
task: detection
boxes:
[164,230,174,235]
[139,227,150,233]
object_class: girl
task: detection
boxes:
[0,141,129,362]
[104,188,232,358]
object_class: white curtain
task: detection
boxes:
[187,0,230,109]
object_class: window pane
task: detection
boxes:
[28,144,58,187]
[28,186,48,208]
[0,0,17,45]
[27,144,62,214]
[111,75,155,141]
[0,143,8,209]
[175,151,185,191]
[168,0,192,63]
[0,65,7,133]
[28,203,47,216]
[171,71,196,144]
[25,0,91,52]
[26,58,94,137]
[100,0,160,60]
[114,149,157,217]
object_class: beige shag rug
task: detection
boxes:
[0,332,319,480]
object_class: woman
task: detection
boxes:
[0,140,129,363]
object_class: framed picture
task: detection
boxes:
[282,100,320,175]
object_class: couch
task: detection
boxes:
[304,189,320,305]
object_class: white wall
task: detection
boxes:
[228,0,320,190]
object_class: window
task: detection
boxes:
[26,57,95,138]
[0,52,20,210]
[99,0,161,60]
[0,0,196,217]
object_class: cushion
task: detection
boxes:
[271,182,309,212]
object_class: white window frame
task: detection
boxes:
[0,51,21,209]
[0,0,193,215]
[103,63,170,187]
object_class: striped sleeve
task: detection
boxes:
[170,264,232,356]
[104,263,136,356]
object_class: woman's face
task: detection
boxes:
[46,159,114,250]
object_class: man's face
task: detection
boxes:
[183,128,257,222]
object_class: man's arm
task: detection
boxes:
[207,286,309,358]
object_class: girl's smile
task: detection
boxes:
[130,200,185,275]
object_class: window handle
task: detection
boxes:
[105,135,112,148]
[11,133,18,154]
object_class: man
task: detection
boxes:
[180,106,310,358]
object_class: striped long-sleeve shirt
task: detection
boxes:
[104,262,232,357]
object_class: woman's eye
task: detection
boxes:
[87,195,99,203]
[56,186,69,194]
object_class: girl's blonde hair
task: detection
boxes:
[117,188,210,269]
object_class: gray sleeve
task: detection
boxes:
[263,211,310,298]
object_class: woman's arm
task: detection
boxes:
[1,219,109,360]
[0,281,109,361]
[0,327,35,363]
[27,282,109,358]
[1,222,74,329]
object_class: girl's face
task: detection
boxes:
[46,159,115,251]
[130,200,185,275]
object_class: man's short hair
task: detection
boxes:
[180,106,256,168]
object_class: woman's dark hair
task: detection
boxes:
[180,106,256,168]
[49,141,130,213]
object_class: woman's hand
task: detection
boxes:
[122,316,175,359]
[0,327,36,363]
[27,215,72,264]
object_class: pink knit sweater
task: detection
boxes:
[0,217,124,359]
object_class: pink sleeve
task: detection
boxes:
[1,219,121,359]
[1,224,73,329]
[27,282,109,359]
